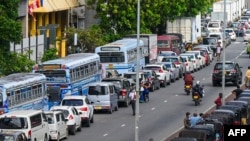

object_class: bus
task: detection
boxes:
[32,53,101,109]
[95,39,147,75]
[157,35,183,55]
[0,73,48,114]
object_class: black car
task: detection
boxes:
[101,77,132,107]
[212,61,242,86]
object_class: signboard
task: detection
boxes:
[39,64,61,70]
[101,47,120,51]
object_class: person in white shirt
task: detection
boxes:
[216,42,222,61]
[129,89,137,116]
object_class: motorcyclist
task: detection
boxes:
[192,81,203,99]
[245,66,250,87]
[183,71,194,86]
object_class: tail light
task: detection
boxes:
[158,69,164,73]
[80,107,88,111]
[185,63,188,66]
[174,61,180,65]
[68,114,74,120]
[233,121,240,125]
[170,70,173,73]
[213,70,219,73]
[60,84,68,88]
[192,60,196,63]
[230,69,236,73]
[121,89,127,96]
[28,130,31,139]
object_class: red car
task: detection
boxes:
[200,49,210,66]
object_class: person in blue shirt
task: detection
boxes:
[189,113,202,127]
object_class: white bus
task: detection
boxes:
[95,39,147,75]
[32,53,101,109]
[0,73,48,114]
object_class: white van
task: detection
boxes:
[0,110,49,141]
[207,21,222,33]
[87,82,118,114]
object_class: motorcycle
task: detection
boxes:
[192,85,205,106]
[184,84,192,95]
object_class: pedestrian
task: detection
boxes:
[214,93,223,109]
[184,112,191,129]
[232,85,242,100]
[129,88,137,116]
[139,82,145,103]
[189,113,202,127]
[143,81,150,102]
[216,42,222,61]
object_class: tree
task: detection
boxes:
[183,0,215,17]
[41,47,59,62]
[0,0,22,53]
[65,25,107,52]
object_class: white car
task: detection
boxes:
[50,106,82,135]
[61,95,94,127]
[225,28,236,41]
[185,51,206,68]
[143,64,171,87]
[208,32,223,48]
[158,62,180,82]
[243,30,250,42]
[157,51,177,62]
[180,53,201,71]
[45,111,68,140]
[193,45,213,62]
[180,55,195,73]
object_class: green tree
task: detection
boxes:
[0,0,22,53]
[65,25,107,52]
[183,0,215,17]
[41,47,59,62]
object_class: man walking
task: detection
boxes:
[216,42,222,61]
[129,89,137,116]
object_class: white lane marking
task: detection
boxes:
[121,124,126,127]
[103,133,108,137]
[202,78,205,80]
[151,107,155,110]
[164,100,168,103]
[175,94,178,96]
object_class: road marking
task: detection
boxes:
[103,133,108,137]
[121,124,126,127]
[175,94,178,96]
[164,100,168,103]
[151,107,155,110]
[202,78,205,80]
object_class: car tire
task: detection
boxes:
[56,134,60,141]
[115,105,118,111]
[84,118,90,127]
[64,129,68,139]
[167,77,171,85]
[44,134,48,141]
[124,98,129,107]
[90,115,94,123]
[70,125,76,135]
[150,84,155,92]
[108,106,113,114]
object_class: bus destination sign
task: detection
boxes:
[39,64,61,70]
[101,47,120,51]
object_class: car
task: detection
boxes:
[44,111,68,140]
[199,49,210,66]
[208,32,223,48]
[101,77,132,107]
[243,30,250,42]
[180,53,201,71]
[185,51,206,68]
[193,45,213,62]
[225,28,236,41]
[141,69,161,91]
[123,72,147,85]
[224,32,231,46]
[201,26,209,37]
[143,64,171,87]
[61,95,94,127]
[240,16,250,23]
[50,106,82,135]
[229,22,241,36]
[157,51,177,62]
[180,55,195,73]
[158,62,180,82]
[212,61,243,86]
[160,55,186,76]
[0,131,28,141]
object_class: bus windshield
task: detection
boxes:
[157,40,169,48]
[98,52,125,63]
[35,70,67,83]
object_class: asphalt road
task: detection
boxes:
[67,38,250,141]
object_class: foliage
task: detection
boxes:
[87,0,213,35]
[0,0,22,52]
[0,51,35,76]
[65,25,107,52]
[41,47,59,62]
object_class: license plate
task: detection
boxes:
[109,64,113,68]
[193,96,198,99]
[95,106,102,110]
[185,85,191,89]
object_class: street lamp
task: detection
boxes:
[222,0,226,104]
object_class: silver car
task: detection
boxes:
[157,62,180,82]
[160,56,186,77]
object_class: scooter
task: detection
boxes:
[184,84,192,95]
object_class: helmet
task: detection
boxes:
[196,81,200,85]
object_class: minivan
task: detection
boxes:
[0,110,49,141]
[87,82,118,114]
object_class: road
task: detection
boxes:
[68,38,249,141]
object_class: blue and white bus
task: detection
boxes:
[0,73,48,114]
[95,39,147,75]
[32,53,101,109]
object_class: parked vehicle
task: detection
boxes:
[106,69,121,78]
[0,110,49,141]
[102,77,132,107]
[210,109,237,125]
[212,61,243,86]
[50,106,82,135]
[87,82,119,114]
[180,55,195,73]
[44,111,68,140]
[237,97,250,120]
[142,70,161,91]
[185,51,206,68]
[243,30,250,42]
[226,100,248,123]
[157,51,177,62]
[0,131,28,141]
[157,35,182,55]
[189,124,215,140]
[170,137,197,141]
[218,105,242,125]
[143,64,171,87]
[158,62,180,82]
[178,129,207,141]
[225,28,237,41]
[180,53,201,71]
[160,55,186,76]
[193,45,213,62]
[61,95,94,127]
[123,72,146,86]
[208,32,223,48]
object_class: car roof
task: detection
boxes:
[51,105,74,110]
[102,77,128,81]
[0,110,43,117]
[44,111,62,115]
[145,64,163,67]
[62,95,87,100]
[88,82,114,86]
[0,131,24,136]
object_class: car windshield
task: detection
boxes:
[52,109,69,117]
[45,113,55,124]
[0,117,28,129]
[225,30,233,33]
[102,80,121,88]
[88,86,107,95]
[182,55,194,59]
[208,23,219,27]
[210,35,221,39]
[62,99,83,106]
[0,134,15,141]
[214,63,234,70]
[245,30,250,34]
[164,64,171,68]
[161,58,178,62]
[123,74,136,79]
[203,38,217,45]
[144,66,161,71]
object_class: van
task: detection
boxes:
[0,110,49,141]
[207,21,222,33]
[87,82,118,114]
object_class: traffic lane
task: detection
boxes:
[67,41,247,141]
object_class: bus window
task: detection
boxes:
[0,93,3,108]
[15,90,21,104]
[157,40,169,48]
[80,66,84,77]
[35,70,67,83]
[84,65,89,75]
